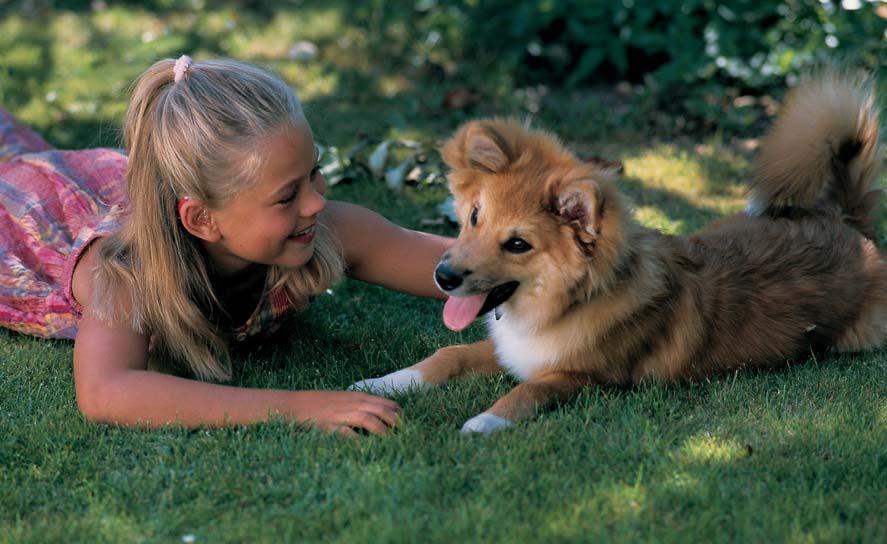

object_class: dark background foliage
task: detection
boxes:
[346,0,886,132]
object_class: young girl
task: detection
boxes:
[0,56,451,436]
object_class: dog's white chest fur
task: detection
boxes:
[488,314,561,381]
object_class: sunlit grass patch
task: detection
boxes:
[634,205,687,234]
[675,433,747,465]
[624,143,749,200]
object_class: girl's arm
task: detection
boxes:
[322,200,453,300]
[72,242,399,434]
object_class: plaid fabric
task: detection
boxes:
[0,107,295,341]
[232,285,296,342]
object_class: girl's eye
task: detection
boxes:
[503,237,532,254]
[278,192,297,205]
[278,183,300,204]
[470,206,478,226]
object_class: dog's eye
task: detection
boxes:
[503,237,532,254]
[470,206,478,226]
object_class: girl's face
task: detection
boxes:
[205,123,326,274]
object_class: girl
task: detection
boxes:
[0,56,451,436]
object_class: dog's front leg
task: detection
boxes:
[349,339,501,395]
[461,371,593,434]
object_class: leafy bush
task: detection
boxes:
[348,0,886,133]
[457,1,882,84]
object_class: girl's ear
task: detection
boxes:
[178,198,220,242]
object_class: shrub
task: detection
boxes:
[351,0,886,132]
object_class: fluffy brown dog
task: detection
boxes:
[352,74,886,434]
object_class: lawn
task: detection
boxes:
[1,2,886,542]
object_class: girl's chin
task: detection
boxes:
[278,245,315,268]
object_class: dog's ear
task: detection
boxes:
[466,124,512,173]
[555,179,603,253]
[441,121,514,173]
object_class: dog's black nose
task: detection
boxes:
[435,262,465,291]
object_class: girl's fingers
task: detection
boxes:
[353,392,401,412]
[346,411,391,436]
[330,425,359,438]
[312,393,404,437]
[361,402,400,428]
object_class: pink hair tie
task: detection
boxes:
[173,55,193,83]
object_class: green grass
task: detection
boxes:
[2,3,886,543]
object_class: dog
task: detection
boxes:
[351,73,886,434]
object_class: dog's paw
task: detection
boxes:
[348,368,428,396]
[460,412,513,435]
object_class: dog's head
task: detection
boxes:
[436,119,632,331]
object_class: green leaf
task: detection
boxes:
[607,39,628,74]
[566,47,605,86]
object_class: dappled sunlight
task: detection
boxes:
[377,74,413,98]
[624,147,709,195]
[661,469,701,494]
[877,402,887,429]
[623,143,748,201]
[226,10,343,60]
[673,433,746,465]
[92,7,163,35]
[614,142,755,233]
[633,206,686,234]
[82,504,144,536]
[791,524,846,543]
[543,483,648,538]
[278,64,340,102]
[1,2,446,146]
[50,13,91,51]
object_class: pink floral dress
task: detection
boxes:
[0,108,294,341]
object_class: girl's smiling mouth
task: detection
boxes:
[289,223,316,243]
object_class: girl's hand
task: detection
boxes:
[291,390,401,437]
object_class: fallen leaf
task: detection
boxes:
[385,160,411,191]
[367,141,391,178]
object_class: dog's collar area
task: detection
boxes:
[478,281,520,317]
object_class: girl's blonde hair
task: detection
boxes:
[93,58,343,382]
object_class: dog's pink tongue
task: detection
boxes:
[443,294,487,331]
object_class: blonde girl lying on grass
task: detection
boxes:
[0,56,450,436]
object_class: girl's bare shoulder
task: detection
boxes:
[71,237,107,310]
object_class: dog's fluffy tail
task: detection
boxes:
[747,72,884,238]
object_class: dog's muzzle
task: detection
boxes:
[435,261,468,292]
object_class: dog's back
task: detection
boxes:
[632,73,887,380]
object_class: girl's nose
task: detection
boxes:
[302,173,326,217]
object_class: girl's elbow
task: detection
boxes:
[75,386,106,423]
[75,376,116,423]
